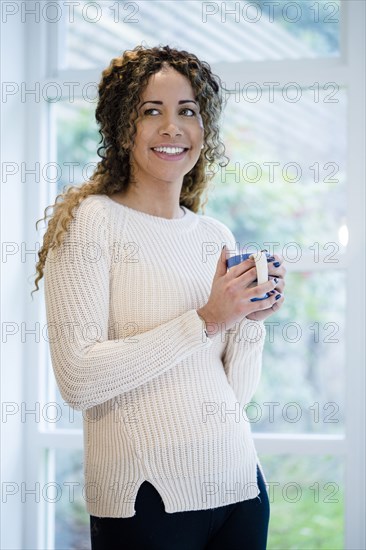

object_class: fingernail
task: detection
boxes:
[273,262,280,267]
[222,245,226,250]
[270,290,276,294]
[267,256,275,262]
[275,294,281,300]
[274,277,279,283]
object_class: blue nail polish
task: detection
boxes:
[275,294,281,300]
[273,262,280,267]
[250,292,270,302]
[267,256,275,262]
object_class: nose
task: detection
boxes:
[158,114,183,137]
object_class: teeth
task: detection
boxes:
[153,147,185,155]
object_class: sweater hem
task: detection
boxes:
[86,462,261,518]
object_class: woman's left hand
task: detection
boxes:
[246,254,286,321]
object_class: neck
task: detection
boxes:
[111,183,185,219]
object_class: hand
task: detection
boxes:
[246,253,286,321]
[198,247,285,336]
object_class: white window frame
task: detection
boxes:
[10,1,364,548]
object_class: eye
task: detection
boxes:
[143,108,160,116]
[180,108,196,116]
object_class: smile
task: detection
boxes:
[151,147,189,161]
[152,146,187,155]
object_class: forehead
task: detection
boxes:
[141,67,195,99]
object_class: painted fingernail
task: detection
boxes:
[273,262,280,267]
[267,256,275,262]
[273,277,279,283]
[270,290,276,294]
[275,294,281,300]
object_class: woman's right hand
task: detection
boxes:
[197,246,279,337]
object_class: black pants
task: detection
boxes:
[90,466,270,550]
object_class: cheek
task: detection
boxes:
[132,128,149,154]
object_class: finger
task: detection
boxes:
[247,278,278,301]
[268,263,286,275]
[268,258,286,276]
[268,278,285,293]
[269,294,285,311]
[236,266,258,286]
[247,293,285,318]
[250,286,284,308]
[267,254,284,265]
[227,258,256,280]
[214,245,229,279]
[268,265,286,283]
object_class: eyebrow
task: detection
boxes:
[140,100,197,107]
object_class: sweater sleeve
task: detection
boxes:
[221,317,266,406]
[214,221,267,405]
[44,200,212,411]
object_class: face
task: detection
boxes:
[128,66,205,187]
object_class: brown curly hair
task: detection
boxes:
[31,44,228,297]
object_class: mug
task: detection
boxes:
[226,251,270,302]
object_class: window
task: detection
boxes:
[23,1,364,548]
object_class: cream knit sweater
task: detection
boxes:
[44,194,267,518]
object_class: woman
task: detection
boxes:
[33,45,286,549]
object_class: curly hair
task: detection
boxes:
[32,44,228,297]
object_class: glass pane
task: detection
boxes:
[63,0,340,70]
[206,87,347,251]
[54,449,90,550]
[250,270,345,434]
[53,99,99,196]
[260,454,344,549]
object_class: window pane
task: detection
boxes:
[53,99,99,196]
[55,449,90,550]
[206,87,347,251]
[260,454,344,549]
[251,270,345,434]
[63,0,340,70]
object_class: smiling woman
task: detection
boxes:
[110,66,205,219]
[33,44,286,550]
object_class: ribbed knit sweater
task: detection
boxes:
[44,194,267,518]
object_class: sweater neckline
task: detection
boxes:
[102,195,197,229]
